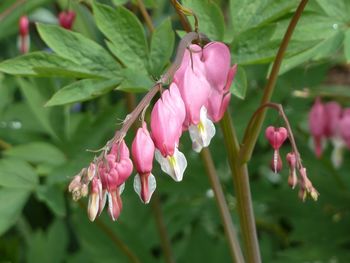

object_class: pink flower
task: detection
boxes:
[151,84,187,182]
[18,16,30,54]
[202,42,237,122]
[324,101,342,138]
[309,98,326,157]
[265,126,288,173]
[173,42,236,152]
[339,108,350,149]
[58,11,76,30]
[132,123,156,204]
[88,140,133,221]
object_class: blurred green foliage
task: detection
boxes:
[1,0,350,262]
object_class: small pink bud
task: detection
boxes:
[309,98,326,157]
[286,152,298,189]
[58,11,76,30]
[19,16,29,36]
[132,123,155,174]
[265,126,288,150]
[87,163,96,181]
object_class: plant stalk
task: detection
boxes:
[239,0,309,164]
[200,148,245,263]
[220,112,261,263]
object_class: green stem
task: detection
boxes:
[220,112,261,263]
[239,0,309,164]
[200,148,245,263]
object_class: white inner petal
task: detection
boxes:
[155,148,187,182]
[107,192,115,221]
[119,183,125,195]
[331,138,345,169]
[188,107,216,153]
[134,173,157,204]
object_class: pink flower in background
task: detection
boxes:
[151,84,187,182]
[308,98,326,157]
[265,126,288,173]
[339,108,350,149]
[132,123,156,204]
[18,16,30,54]
[324,101,342,138]
[58,10,76,30]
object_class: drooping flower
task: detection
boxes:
[58,10,76,30]
[286,152,298,189]
[132,123,156,204]
[151,83,187,182]
[18,16,30,54]
[308,98,326,157]
[265,126,288,173]
[87,140,133,221]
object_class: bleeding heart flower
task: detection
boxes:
[58,10,76,30]
[18,16,30,54]
[132,123,156,204]
[151,83,187,182]
[309,98,326,157]
[265,126,288,174]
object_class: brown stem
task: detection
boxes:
[170,0,192,33]
[220,112,261,263]
[200,148,245,263]
[240,0,309,163]
[135,0,154,32]
[0,0,26,22]
[78,201,141,263]
[151,193,176,263]
[0,139,12,150]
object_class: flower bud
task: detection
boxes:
[286,152,298,189]
[58,11,76,30]
[88,177,102,221]
[19,16,29,36]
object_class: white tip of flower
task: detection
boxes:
[87,193,99,222]
[189,107,216,153]
[155,148,187,182]
[119,183,125,195]
[133,173,156,204]
[331,138,345,169]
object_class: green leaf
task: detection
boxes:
[4,142,66,166]
[278,31,344,75]
[230,65,247,99]
[111,0,128,5]
[316,0,349,22]
[0,158,38,189]
[345,29,350,62]
[118,68,154,92]
[27,220,68,263]
[230,0,297,35]
[0,189,30,235]
[36,23,120,78]
[149,18,175,77]
[0,52,101,78]
[17,78,61,140]
[36,185,66,217]
[46,78,122,106]
[182,0,225,41]
[93,3,149,70]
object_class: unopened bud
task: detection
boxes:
[80,184,88,197]
[87,163,96,181]
[68,175,81,193]
[286,152,298,188]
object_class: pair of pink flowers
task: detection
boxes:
[151,42,237,182]
[309,98,350,167]
[70,41,237,222]
[17,11,75,54]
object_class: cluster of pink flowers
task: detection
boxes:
[69,42,237,221]
[309,97,350,168]
[17,10,75,54]
[265,126,318,201]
